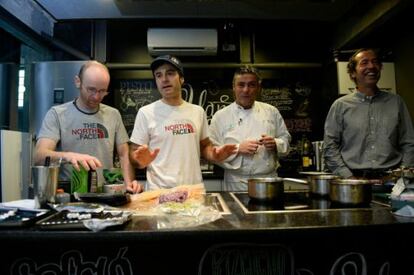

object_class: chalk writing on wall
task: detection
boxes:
[261,87,294,112]
[114,80,160,135]
[198,87,233,124]
[10,247,133,275]
[113,78,316,174]
[114,79,234,134]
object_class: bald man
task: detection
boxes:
[35,60,142,193]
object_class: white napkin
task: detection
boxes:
[394,205,414,217]
[0,199,36,210]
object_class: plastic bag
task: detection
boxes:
[83,211,132,232]
[155,201,222,229]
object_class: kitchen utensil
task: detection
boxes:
[32,165,59,208]
[74,192,130,206]
[0,207,49,228]
[44,156,51,167]
[308,175,339,197]
[330,179,372,205]
[311,141,324,171]
[246,177,284,202]
[36,209,131,230]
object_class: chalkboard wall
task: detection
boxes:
[110,68,323,176]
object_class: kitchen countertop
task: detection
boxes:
[1,192,413,274]
[2,192,408,235]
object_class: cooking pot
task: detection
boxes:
[308,175,339,197]
[246,177,284,202]
[284,175,339,196]
[329,179,372,205]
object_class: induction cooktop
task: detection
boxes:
[230,192,390,214]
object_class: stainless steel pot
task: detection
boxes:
[246,177,284,202]
[308,175,339,197]
[329,179,372,205]
[284,175,338,196]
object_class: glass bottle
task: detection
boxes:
[301,135,312,171]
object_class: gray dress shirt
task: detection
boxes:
[323,90,414,178]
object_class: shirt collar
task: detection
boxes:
[354,89,384,102]
[234,101,256,110]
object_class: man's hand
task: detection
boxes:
[126,180,144,194]
[131,145,160,168]
[211,144,238,162]
[259,134,277,151]
[239,139,262,155]
[65,152,102,171]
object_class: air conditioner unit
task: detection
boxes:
[147,28,218,56]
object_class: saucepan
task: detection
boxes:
[242,177,285,202]
[329,179,372,205]
[307,175,339,197]
[284,175,339,197]
[241,175,340,202]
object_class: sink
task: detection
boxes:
[205,193,231,215]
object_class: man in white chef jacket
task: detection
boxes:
[210,66,291,191]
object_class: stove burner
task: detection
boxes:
[231,192,389,214]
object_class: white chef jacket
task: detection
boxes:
[209,101,291,191]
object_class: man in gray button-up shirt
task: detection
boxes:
[323,48,414,178]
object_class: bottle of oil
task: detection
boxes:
[301,135,313,171]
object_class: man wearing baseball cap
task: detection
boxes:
[129,55,237,190]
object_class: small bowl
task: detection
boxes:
[103,183,126,194]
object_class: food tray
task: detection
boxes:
[36,210,131,230]
[0,208,49,228]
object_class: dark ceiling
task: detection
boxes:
[30,0,413,57]
[35,0,360,22]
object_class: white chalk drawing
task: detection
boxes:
[10,247,133,275]
[199,89,232,124]
[198,244,398,275]
[182,83,194,103]
[295,268,314,275]
[329,252,367,275]
[297,252,392,275]
[119,87,153,112]
[198,243,295,275]
[119,80,156,112]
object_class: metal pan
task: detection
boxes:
[329,179,372,205]
[284,175,339,197]
[307,175,339,197]
[244,177,285,202]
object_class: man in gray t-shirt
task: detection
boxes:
[35,61,141,193]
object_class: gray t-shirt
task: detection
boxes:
[37,100,129,181]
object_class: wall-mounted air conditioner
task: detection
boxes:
[147,28,218,56]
